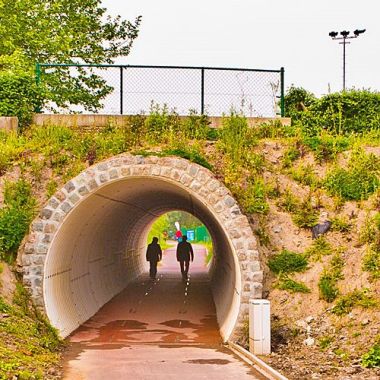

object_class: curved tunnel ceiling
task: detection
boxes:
[19,155,262,342]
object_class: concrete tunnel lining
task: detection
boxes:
[19,155,263,342]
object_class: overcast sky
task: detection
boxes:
[102,0,379,97]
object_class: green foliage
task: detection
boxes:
[276,275,311,293]
[268,250,308,275]
[290,163,319,187]
[218,112,257,163]
[282,144,301,168]
[362,337,380,368]
[324,147,380,201]
[292,196,319,228]
[0,179,36,262]
[147,214,171,250]
[181,110,210,140]
[240,179,269,214]
[276,188,299,212]
[163,146,212,170]
[330,216,352,233]
[302,134,350,162]
[362,247,380,280]
[0,72,42,127]
[288,88,380,135]
[332,289,378,315]
[0,0,141,115]
[0,285,62,379]
[284,86,317,119]
[305,237,332,261]
[318,336,333,350]
[318,253,344,302]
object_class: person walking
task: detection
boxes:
[146,237,162,279]
[176,235,194,280]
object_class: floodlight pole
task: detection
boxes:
[329,29,366,91]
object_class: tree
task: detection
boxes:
[0,0,141,119]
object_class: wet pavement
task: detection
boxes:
[63,244,265,379]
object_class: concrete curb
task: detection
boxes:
[227,342,288,380]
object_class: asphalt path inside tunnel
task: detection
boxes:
[63,244,265,380]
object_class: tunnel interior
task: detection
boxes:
[44,177,241,341]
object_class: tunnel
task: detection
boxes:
[20,155,262,342]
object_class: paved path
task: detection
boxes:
[63,244,265,379]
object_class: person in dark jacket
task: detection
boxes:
[146,237,162,279]
[176,235,194,279]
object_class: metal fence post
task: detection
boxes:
[120,66,124,115]
[280,67,285,117]
[35,63,42,113]
[201,67,205,114]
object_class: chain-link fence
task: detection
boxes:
[36,63,285,117]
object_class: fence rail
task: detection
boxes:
[36,63,285,117]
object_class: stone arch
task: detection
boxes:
[19,155,262,341]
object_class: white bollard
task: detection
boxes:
[249,299,271,355]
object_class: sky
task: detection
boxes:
[102,0,380,97]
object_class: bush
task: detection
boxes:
[0,179,36,262]
[303,134,350,162]
[0,72,43,127]
[288,88,380,135]
[324,147,380,200]
[268,250,308,275]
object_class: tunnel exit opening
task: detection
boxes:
[20,156,262,343]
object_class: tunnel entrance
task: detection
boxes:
[19,155,262,342]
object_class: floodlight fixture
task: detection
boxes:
[329,28,366,91]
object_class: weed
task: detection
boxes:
[241,179,269,214]
[319,336,333,350]
[332,289,378,315]
[276,188,299,212]
[46,180,58,199]
[268,250,308,275]
[163,146,212,170]
[324,147,380,201]
[292,196,319,228]
[0,179,36,262]
[331,216,352,233]
[282,145,301,168]
[303,134,350,162]
[290,163,319,187]
[276,275,310,293]
[305,237,332,261]
[254,228,270,247]
[361,337,380,368]
[362,247,380,280]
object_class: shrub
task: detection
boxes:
[0,72,43,127]
[0,179,36,262]
[268,250,308,275]
[324,147,380,201]
[303,134,350,162]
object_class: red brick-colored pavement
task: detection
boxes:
[63,244,265,379]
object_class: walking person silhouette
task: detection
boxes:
[176,235,194,280]
[146,237,162,279]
